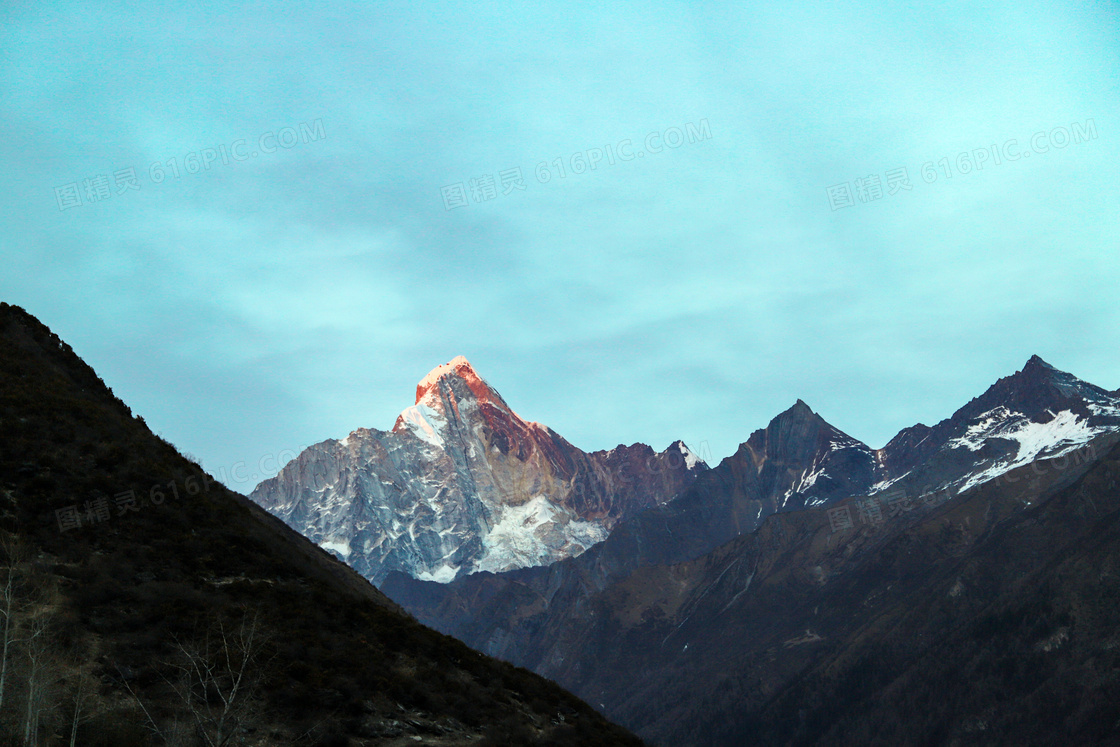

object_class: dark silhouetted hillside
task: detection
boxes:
[0,302,642,746]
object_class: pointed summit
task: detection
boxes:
[880,356,1120,479]
[1025,354,1055,371]
[744,399,870,472]
[415,356,477,403]
[255,351,705,584]
[1003,354,1063,390]
[413,356,511,412]
[790,399,814,415]
[984,354,1111,406]
[669,440,708,471]
[769,399,819,428]
[394,357,524,447]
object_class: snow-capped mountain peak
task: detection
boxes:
[740,400,879,511]
[393,356,528,445]
[413,356,509,411]
[675,440,705,470]
[251,358,706,584]
[878,356,1120,496]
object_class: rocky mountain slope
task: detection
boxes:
[251,355,706,584]
[384,356,1120,745]
[0,303,642,746]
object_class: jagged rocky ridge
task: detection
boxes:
[383,356,1120,745]
[251,356,706,584]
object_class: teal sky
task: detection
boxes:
[3,1,1118,490]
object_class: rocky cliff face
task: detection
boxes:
[250,356,706,584]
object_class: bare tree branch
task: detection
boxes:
[161,611,269,746]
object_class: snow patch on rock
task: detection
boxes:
[320,538,351,560]
[948,406,1025,451]
[957,409,1105,491]
[395,403,448,448]
[476,495,608,574]
[416,563,461,583]
[1088,402,1120,418]
[680,442,703,469]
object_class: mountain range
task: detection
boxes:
[381,354,1120,745]
[18,291,1117,746]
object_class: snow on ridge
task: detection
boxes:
[828,434,867,452]
[1088,402,1120,418]
[948,406,1026,452]
[869,473,909,495]
[396,403,448,448]
[417,355,473,391]
[679,442,703,469]
[782,464,828,506]
[956,409,1106,492]
[798,465,826,492]
[1007,410,1098,464]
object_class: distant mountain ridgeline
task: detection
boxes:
[383,356,1120,745]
